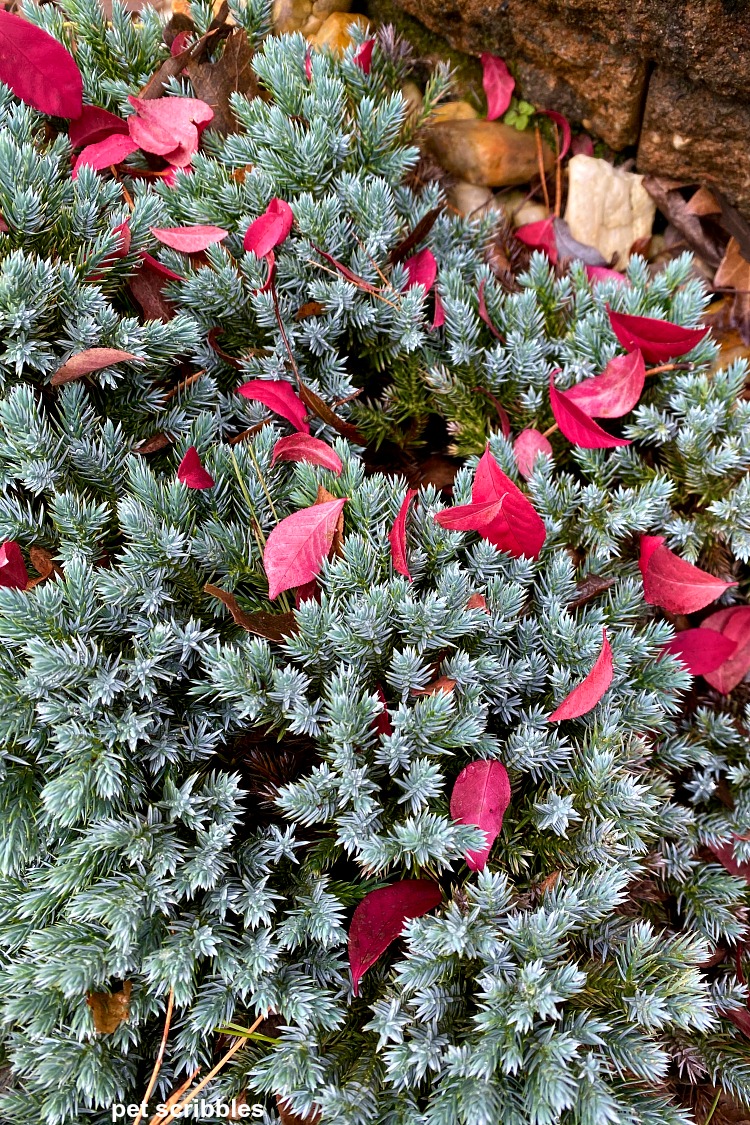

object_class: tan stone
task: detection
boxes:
[400,81,424,121]
[308,11,368,51]
[424,120,554,188]
[428,100,479,124]
[274,0,352,35]
[447,181,494,217]
[564,154,655,269]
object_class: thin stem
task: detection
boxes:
[163,370,205,402]
[229,448,292,614]
[134,988,175,1125]
[306,259,399,308]
[553,126,562,218]
[270,283,302,388]
[111,167,135,210]
[541,422,558,439]
[535,126,551,214]
[645,362,694,377]
[703,1088,721,1125]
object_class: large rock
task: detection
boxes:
[637,70,750,217]
[274,0,352,35]
[564,155,655,269]
[424,119,554,187]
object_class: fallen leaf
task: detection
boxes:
[294,300,326,321]
[244,198,293,256]
[204,583,298,642]
[348,881,442,995]
[389,489,418,580]
[52,348,138,386]
[567,573,615,610]
[388,206,443,264]
[177,446,214,489]
[402,247,437,292]
[466,593,489,612]
[450,759,511,870]
[0,541,29,590]
[606,305,709,363]
[352,38,375,74]
[434,498,506,534]
[714,238,750,346]
[480,54,514,121]
[133,432,173,454]
[0,10,82,118]
[263,497,347,599]
[477,279,505,341]
[707,836,750,883]
[700,606,750,693]
[513,428,552,479]
[473,387,510,435]
[562,350,646,419]
[640,540,736,615]
[72,133,139,177]
[549,373,630,448]
[86,981,131,1035]
[69,104,128,147]
[26,547,61,588]
[470,448,546,559]
[311,246,380,295]
[275,1097,322,1125]
[685,187,721,217]
[237,379,309,433]
[431,288,445,329]
[585,264,627,284]
[411,675,456,696]
[186,29,260,135]
[297,382,365,444]
[661,628,737,676]
[151,225,228,252]
[515,219,557,264]
[374,684,393,738]
[127,95,213,166]
[129,256,176,322]
[548,628,613,721]
[552,217,609,267]
[643,176,726,270]
[271,433,342,474]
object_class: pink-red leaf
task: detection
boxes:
[177,445,214,489]
[389,489,418,580]
[264,498,347,600]
[539,109,571,159]
[516,219,558,264]
[431,288,445,330]
[450,759,511,871]
[477,278,505,341]
[586,264,626,284]
[374,684,393,738]
[244,198,294,257]
[69,104,128,148]
[271,433,342,474]
[563,349,646,419]
[480,53,514,121]
[572,134,594,157]
[348,880,442,996]
[237,379,309,433]
[150,225,227,253]
[607,306,709,364]
[304,47,312,82]
[73,133,139,178]
[470,448,547,558]
[434,499,505,534]
[548,628,613,721]
[403,247,437,292]
[127,95,213,165]
[641,543,736,615]
[708,836,750,883]
[0,10,82,118]
[549,373,630,448]
[700,606,750,694]
[140,251,183,281]
[638,534,664,580]
[661,628,737,676]
[352,38,375,74]
[51,347,138,386]
[0,540,29,590]
[513,429,553,479]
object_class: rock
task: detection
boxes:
[447,180,494,216]
[429,100,479,124]
[308,11,368,51]
[400,81,424,121]
[564,154,655,269]
[637,69,750,218]
[274,0,352,36]
[424,120,553,188]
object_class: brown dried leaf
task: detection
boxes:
[298,381,364,444]
[275,1097,322,1125]
[87,981,132,1035]
[314,484,345,556]
[133,432,174,454]
[52,348,138,386]
[714,238,750,346]
[567,574,616,610]
[26,547,62,589]
[538,870,561,895]
[388,206,443,264]
[466,593,489,612]
[411,675,456,697]
[204,584,298,642]
[186,29,260,136]
[294,300,326,322]
[685,186,721,217]
[643,175,726,270]
[129,264,175,322]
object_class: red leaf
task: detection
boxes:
[237,380,309,433]
[264,498,347,600]
[389,488,418,580]
[470,448,546,558]
[243,198,294,257]
[304,48,312,82]
[140,251,183,281]
[127,95,213,166]
[450,759,511,871]
[708,837,750,883]
[0,10,82,118]
[477,279,505,341]
[73,133,139,178]
[466,593,489,612]
[352,38,375,74]
[661,628,737,676]
[548,628,613,721]
[271,433,342,475]
[0,541,29,590]
[177,445,214,489]
[700,606,750,694]
[607,305,709,364]
[513,429,552,479]
[311,247,380,295]
[641,543,736,615]
[480,53,514,121]
[69,105,128,147]
[374,685,393,738]
[539,109,571,159]
[431,288,445,330]
[572,134,594,157]
[661,630,737,670]
[150,225,228,252]
[638,534,664,580]
[110,220,131,259]
[562,350,646,419]
[727,1005,750,1038]
[171,30,191,56]
[434,499,505,534]
[51,348,138,386]
[348,881,442,996]
[403,247,437,292]
[516,219,558,264]
[549,373,630,448]
[586,264,626,284]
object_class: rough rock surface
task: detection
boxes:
[274,0,352,36]
[564,154,655,268]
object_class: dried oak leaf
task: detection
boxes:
[298,381,364,445]
[27,547,62,589]
[714,238,750,346]
[204,583,298,642]
[186,29,260,136]
[87,980,132,1035]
